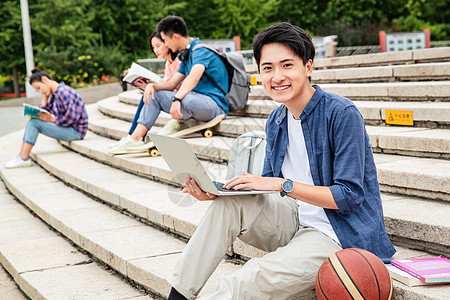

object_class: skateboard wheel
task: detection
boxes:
[203,129,213,138]
[149,148,159,157]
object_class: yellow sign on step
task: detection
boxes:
[250,76,258,86]
[385,109,413,126]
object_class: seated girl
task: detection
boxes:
[5,69,88,168]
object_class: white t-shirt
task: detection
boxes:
[281,110,340,244]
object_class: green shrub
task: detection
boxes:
[88,42,131,77]
[35,46,98,84]
[35,43,132,87]
[0,74,12,90]
[392,15,447,40]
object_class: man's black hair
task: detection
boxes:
[156,16,189,38]
[252,22,315,68]
[148,31,178,61]
[29,68,51,84]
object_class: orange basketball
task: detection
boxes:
[316,248,393,300]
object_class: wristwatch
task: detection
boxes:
[171,96,182,102]
[280,178,294,197]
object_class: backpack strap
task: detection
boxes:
[191,44,227,96]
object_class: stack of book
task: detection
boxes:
[387,256,450,287]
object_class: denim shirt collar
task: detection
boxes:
[275,85,324,125]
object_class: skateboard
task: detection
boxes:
[128,114,225,157]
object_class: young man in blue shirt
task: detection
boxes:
[168,22,396,300]
[109,16,228,154]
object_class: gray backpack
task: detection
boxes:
[226,131,267,179]
[192,44,251,112]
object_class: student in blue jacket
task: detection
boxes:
[167,22,396,300]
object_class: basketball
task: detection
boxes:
[316,248,393,300]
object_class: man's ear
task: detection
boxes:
[305,59,313,77]
[172,33,180,41]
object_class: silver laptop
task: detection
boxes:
[149,133,274,196]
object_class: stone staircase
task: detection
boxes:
[1,47,449,299]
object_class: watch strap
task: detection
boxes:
[171,96,182,102]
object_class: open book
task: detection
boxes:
[123,62,162,87]
[23,103,49,118]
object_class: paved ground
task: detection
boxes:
[0,106,27,137]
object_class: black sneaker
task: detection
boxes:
[168,287,188,300]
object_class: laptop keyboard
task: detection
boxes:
[213,181,234,192]
[213,181,252,192]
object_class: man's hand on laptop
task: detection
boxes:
[224,171,284,192]
[183,175,217,201]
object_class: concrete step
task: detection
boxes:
[93,99,450,159]
[313,62,450,83]
[114,88,450,130]
[0,179,151,299]
[91,100,265,139]
[245,48,450,72]
[1,132,449,299]
[0,133,241,300]
[117,89,281,119]
[0,263,27,299]
[114,92,450,128]
[250,81,450,101]
[119,88,450,127]
[355,101,450,128]
[85,105,450,202]
[374,154,450,201]
[369,127,450,159]
[85,122,450,201]
[245,62,450,83]
[6,125,445,258]
[53,133,450,256]
[312,47,450,70]
[116,90,450,128]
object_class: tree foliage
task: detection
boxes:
[1,0,448,91]
[0,1,25,74]
[211,0,280,47]
[89,0,183,58]
[30,0,99,52]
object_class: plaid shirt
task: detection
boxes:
[41,82,88,138]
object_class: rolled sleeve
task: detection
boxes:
[329,106,366,214]
[329,185,351,214]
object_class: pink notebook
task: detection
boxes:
[391,256,450,283]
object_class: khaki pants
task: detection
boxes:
[167,193,342,300]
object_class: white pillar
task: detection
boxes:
[20,0,40,98]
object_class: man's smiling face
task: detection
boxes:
[259,43,313,106]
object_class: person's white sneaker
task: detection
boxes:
[158,119,188,135]
[5,156,33,169]
[107,135,129,150]
[108,135,146,155]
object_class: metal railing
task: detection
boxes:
[136,58,166,74]
[335,45,381,57]
[137,41,450,71]
[430,40,450,47]
[137,50,256,72]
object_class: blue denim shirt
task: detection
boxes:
[262,85,396,262]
